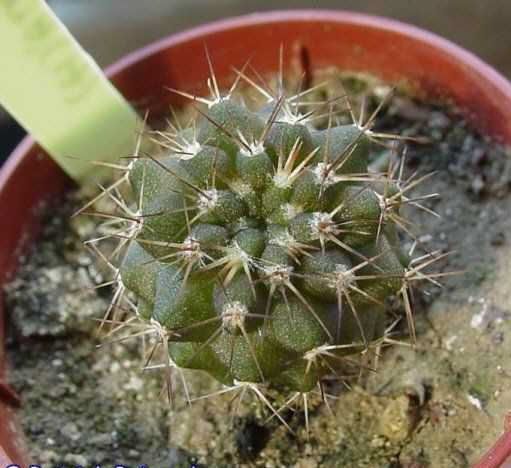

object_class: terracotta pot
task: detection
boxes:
[1,10,510,467]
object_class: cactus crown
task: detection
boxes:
[84,51,439,414]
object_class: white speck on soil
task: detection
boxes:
[444,335,458,350]
[467,394,483,410]
[471,301,488,328]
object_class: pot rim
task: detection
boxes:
[1,9,511,467]
[4,9,511,191]
[108,9,511,98]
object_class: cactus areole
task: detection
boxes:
[88,62,425,397]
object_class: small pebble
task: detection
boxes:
[379,396,418,442]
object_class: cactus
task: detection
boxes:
[83,53,440,419]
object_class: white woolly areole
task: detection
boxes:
[273,170,292,189]
[313,162,337,187]
[374,190,387,211]
[239,141,265,157]
[264,264,293,286]
[126,159,135,172]
[207,92,231,109]
[178,140,202,160]
[280,102,305,125]
[181,236,203,259]
[198,189,218,213]
[125,208,144,237]
[310,212,335,239]
[303,343,331,362]
[333,264,356,289]
[222,301,249,330]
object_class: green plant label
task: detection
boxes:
[0,0,141,182]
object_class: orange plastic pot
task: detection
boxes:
[1,10,510,467]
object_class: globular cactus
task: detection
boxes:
[84,55,436,411]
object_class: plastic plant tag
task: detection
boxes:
[0,0,142,182]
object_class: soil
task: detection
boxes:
[4,70,511,468]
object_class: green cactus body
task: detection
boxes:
[107,82,414,396]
